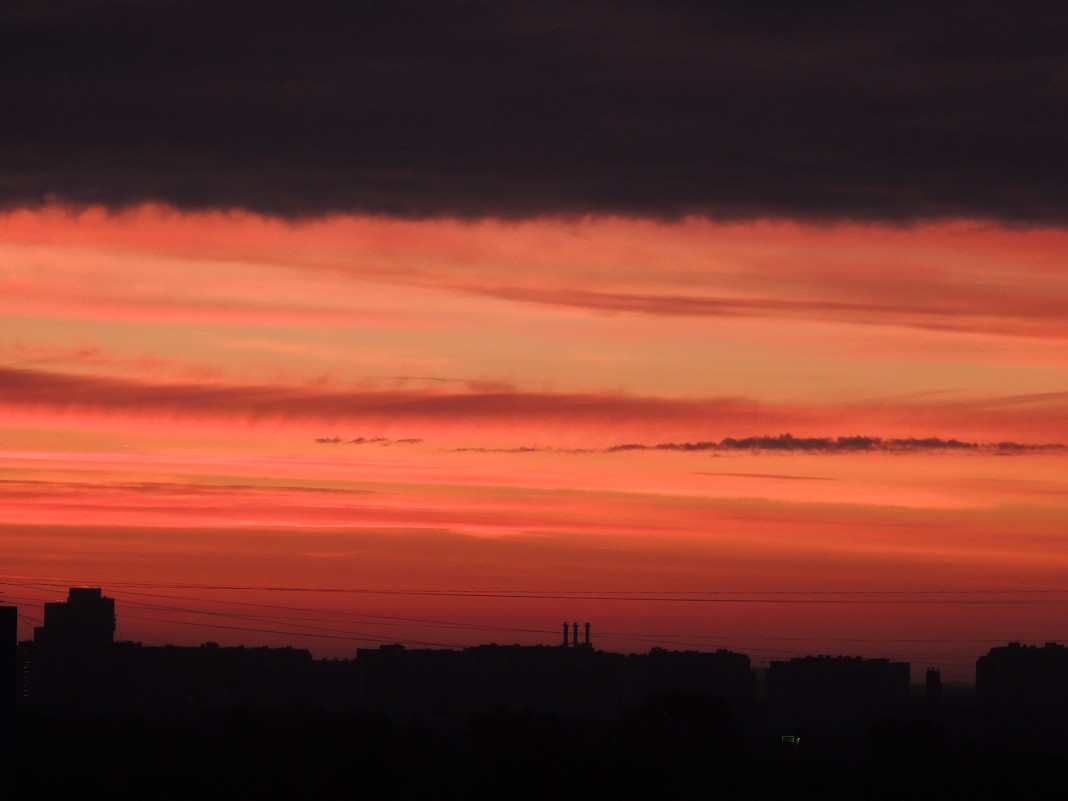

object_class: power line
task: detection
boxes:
[6,577,1068,603]
[3,578,1058,652]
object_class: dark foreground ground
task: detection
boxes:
[9,694,1068,801]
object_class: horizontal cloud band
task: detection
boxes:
[5,366,1068,447]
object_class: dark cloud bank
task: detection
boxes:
[3,1,1068,222]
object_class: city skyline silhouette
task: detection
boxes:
[4,3,1068,795]
[8,584,1068,691]
[6,587,1068,799]
[7,578,1065,686]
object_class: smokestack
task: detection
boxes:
[562,622,569,647]
[571,622,578,647]
[584,622,591,647]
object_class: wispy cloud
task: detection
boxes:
[0,342,226,383]
[474,284,1068,340]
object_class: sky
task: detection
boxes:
[2,1,1067,681]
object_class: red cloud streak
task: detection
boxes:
[3,365,1066,444]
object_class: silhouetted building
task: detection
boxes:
[977,642,1068,710]
[34,587,114,649]
[0,605,15,796]
[767,655,909,724]
[27,588,116,712]
[24,588,327,716]
[353,641,752,718]
[925,667,942,707]
[108,641,317,715]
[0,606,14,714]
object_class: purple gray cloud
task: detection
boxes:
[2,1,1067,223]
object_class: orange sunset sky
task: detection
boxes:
[3,2,1068,682]
[3,207,1066,681]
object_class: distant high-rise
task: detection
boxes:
[34,587,115,649]
[29,588,116,712]
[1,604,16,796]
[0,606,14,711]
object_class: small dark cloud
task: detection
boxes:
[315,436,420,446]
[2,1,1068,223]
